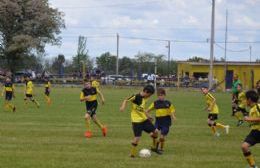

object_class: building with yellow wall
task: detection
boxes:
[177,61,260,90]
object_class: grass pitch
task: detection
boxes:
[0,86,259,168]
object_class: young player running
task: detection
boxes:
[120,85,161,157]
[233,83,248,126]
[44,78,51,105]
[80,80,107,138]
[146,88,176,153]
[2,77,16,112]
[201,86,229,136]
[24,76,40,108]
[241,90,260,168]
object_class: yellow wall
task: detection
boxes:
[178,63,260,90]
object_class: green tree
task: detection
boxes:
[187,56,209,62]
[119,56,134,76]
[0,0,65,73]
[51,54,65,75]
[96,52,116,75]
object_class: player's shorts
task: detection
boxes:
[155,116,172,136]
[45,88,50,96]
[5,91,13,101]
[208,114,218,121]
[132,119,156,137]
[244,130,260,146]
[85,100,98,117]
[25,94,33,98]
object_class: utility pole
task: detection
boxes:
[249,45,252,62]
[209,0,215,89]
[224,9,228,91]
[116,33,119,75]
[154,58,157,89]
[166,40,171,76]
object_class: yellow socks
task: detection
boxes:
[244,152,256,167]
[85,118,91,131]
[216,123,226,129]
[159,138,165,150]
[130,143,138,157]
[94,119,104,129]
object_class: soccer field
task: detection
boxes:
[0,86,259,168]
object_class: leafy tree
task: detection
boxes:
[0,0,65,73]
[96,52,116,75]
[119,56,134,76]
[51,54,65,76]
[187,56,209,62]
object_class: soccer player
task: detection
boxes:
[201,86,229,136]
[24,75,40,108]
[146,88,176,153]
[80,80,107,138]
[90,75,100,89]
[44,78,51,105]
[1,77,16,112]
[233,83,248,126]
[120,85,161,157]
[256,80,260,97]
[231,74,241,116]
[241,90,260,168]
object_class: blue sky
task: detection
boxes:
[46,0,260,62]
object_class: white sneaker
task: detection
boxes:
[215,132,220,137]
[225,125,230,134]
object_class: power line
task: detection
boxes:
[52,0,160,9]
[215,43,250,52]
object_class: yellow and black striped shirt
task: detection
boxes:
[205,93,219,114]
[148,100,175,117]
[127,94,148,123]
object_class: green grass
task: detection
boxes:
[0,86,259,168]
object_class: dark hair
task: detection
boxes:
[246,90,259,103]
[157,88,166,95]
[237,83,243,87]
[201,84,209,89]
[143,85,155,94]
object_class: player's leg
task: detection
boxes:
[45,89,51,105]
[5,92,15,112]
[207,118,217,135]
[84,113,92,138]
[130,123,142,157]
[241,130,260,168]
[92,114,107,137]
[30,96,40,108]
[143,120,160,154]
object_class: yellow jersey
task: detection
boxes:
[205,93,219,114]
[238,91,247,109]
[148,100,175,117]
[249,104,260,130]
[127,94,148,123]
[80,87,98,102]
[45,81,51,88]
[91,80,100,89]
[25,81,34,95]
[4,82,14,92]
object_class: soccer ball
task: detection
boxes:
[139,148,151,158]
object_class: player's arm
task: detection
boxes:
[120,95,134,112]
[12,84,15,98]
[80,92,89,102]
[170,105,176,121]
[97,89,105,105]
[145,103,154,120]
[244,116,260,122]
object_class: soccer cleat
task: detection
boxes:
[237,120,244,127]
[102,126,107,137]
[225,125,230,134]
[12,106,16,112]
[151,147,163,155]
[84,131,92,138]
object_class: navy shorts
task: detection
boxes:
[25,94,33,98]
[45,88,50,96]
[208,114,218,121]
[155,116,172,136]
[244,130,260,146]
[86,100,98,117]
[5,91,13,101]
[132,119,156,137]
